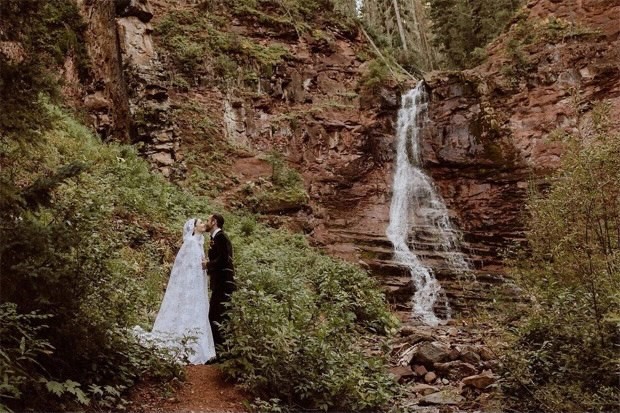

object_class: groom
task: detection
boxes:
[204,213,236,350]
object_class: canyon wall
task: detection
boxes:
[72,0,620,316]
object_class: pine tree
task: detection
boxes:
[428,0,523,68]
[360,0,439,71]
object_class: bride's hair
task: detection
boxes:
[191,218,197,236]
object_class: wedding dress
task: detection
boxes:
[134,219,216,364]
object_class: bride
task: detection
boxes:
[134,218,216,364]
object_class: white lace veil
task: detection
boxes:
[182,218,205,249]
[183,218,196,239]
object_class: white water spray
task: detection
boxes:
[386,83,469,326]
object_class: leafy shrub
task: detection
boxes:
[234,153,308,213]
[358,59,391,95]
[0,104,201,410]
[220,229,398,411]
[502,103,620,412]
[267,152,302,188]
[0,304,54,411]
[156,8,291,85]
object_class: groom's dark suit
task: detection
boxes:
[207,229,235,347]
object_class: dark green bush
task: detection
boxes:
[0,304,54,408]
[220,230,398,411]
[357,59,391,95]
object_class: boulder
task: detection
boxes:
[150,152,174,166]
[424,371,437,384]
[412,383,439,396]
[434,361,478,381]
[411,342,451,368]
[475,345,495,361]
[420,389,465,406]
[448,347,461,361]
[84,92,111,111]
[460,350,481,366]
[398,326,434,344]
[462,371,497,389]
[483,360,501,371]
[413,364,428,377]
[389,366,415,384]
[116,0,154,22]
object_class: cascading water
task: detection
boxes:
[386,82,469,326]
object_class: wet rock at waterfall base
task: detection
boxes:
[434,361,478,381]
[410,342,451,368]
[398,326,435,344]
[419,389,465,406]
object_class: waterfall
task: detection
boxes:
[355,0,364,16]
[386,82,469,326]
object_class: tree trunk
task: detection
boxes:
[391,0,408,51]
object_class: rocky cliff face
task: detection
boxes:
[75,0,181,178]
[71,0,620,317]
[212,0,620,316]
[425,0,620,240]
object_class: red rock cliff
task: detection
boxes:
[73,0,620,316]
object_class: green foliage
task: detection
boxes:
[220,229,398,411]
[0,303,53,412]
[234,153,308,213]
[267,152,302,188]
[0,0,89,73]
[0,104,195,410]
[358,59,391,94]
[428,0,523,68]
[502,102,620,412]
[538,16,600,44]
[500,15,599,86]
[219,0,356,36]
[156,9,291,86]
[0,0,90,209]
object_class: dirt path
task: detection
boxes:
[130,365,248,412]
